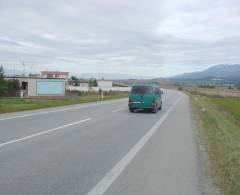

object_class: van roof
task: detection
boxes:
[131,84,159,87]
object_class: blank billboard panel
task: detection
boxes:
[37,80,65,95]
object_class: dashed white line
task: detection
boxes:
[86,95,181,195]
[0,118,91,149]
[0,99,126,121]
[111,108,126,113]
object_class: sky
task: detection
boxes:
[0,0,240,78]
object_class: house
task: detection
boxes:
[5,76,66,98]
[68,79,89,87]
[79,81,89,87]
[41,71,69,80]
[97,80,112,88]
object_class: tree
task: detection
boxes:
[88,79,94,90]
[0,65,20,97]
[71,76,78,80]
[0,65,7,96]
[70,76,80,86]
[0,65,4,77]
[93,79,98,87]
[7,79,20,96]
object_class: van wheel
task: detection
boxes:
[158,104,162,110]
[152,108,157,113]
[129,108,134,113]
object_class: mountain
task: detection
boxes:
[172,64,240,83]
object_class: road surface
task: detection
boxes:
[0,90,206,195]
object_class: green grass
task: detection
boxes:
[190,94,240,195]
[0,92,128,113]
[208,97,240,126]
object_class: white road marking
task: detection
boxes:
[0,99,126,121]
[0,118,91,149]
[86,95,181,195]
[111,108,126,113]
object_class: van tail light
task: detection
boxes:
[152,100,157,107]
[128,100,133,105]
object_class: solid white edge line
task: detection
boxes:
[0,107,95,121]
[0,98,126,121]
[86,95,182,195]
[0,118,91,149]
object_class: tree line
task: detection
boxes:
[0,66,20,97]
[70,76,98,87]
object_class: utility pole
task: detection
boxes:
[13,64,15,77]
[22,61,25,76]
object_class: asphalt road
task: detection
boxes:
[0,90,206,195]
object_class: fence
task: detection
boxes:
[67,86,131,92]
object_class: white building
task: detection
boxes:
[97,80,112,88]
[5,77,66,98]
[79,81,89,87]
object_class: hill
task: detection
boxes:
[172,64,240,84]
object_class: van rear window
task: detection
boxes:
[131,86,153,94]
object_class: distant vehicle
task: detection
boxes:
[128,84,162,113]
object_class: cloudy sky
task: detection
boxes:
[0,0,240,78]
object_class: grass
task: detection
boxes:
[0,92,128,113]
[208,97,240,126]
[190,94,240,195]
[185,86,240,98]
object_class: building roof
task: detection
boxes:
[5,76,66,80]
[41,71,69,75]
[131,83,159,87]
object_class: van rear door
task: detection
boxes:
[130,86,154,108]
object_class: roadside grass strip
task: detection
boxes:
[191,95,240,195]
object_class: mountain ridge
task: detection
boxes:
[172,64,240,82]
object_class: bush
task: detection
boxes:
[198,85,215,88]
[6,79,20,96]
[0,65,20,97]
[178,86,183,91]
[0,79,7,96]
[0,79,20,97]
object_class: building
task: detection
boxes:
[5,77,66,98]
[97,80,112,88]
[41,71,69,80]
[68,79,89,87]
[79,81,89,87]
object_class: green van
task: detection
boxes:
[128,84,163,113]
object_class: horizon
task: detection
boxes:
[2,63,240,79]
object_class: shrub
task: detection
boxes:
[178,86,183,91]
[198,85,215,88]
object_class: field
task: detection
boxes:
[0,91,128,113]
[186,86,240,98]
[190,93,240,195]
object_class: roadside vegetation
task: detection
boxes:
[186,85,240,98]
[0,91,128,113]
[189,90,240,195]
[0,65,20,97]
